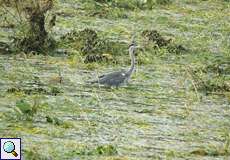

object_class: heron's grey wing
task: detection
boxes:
[89,73,106,83]
[99,71,123,80]
[98,69,126,78]
[109,74,127,85]
[98,71,127,85]
[99,74,105,78]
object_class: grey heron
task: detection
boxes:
[89,43,139,88]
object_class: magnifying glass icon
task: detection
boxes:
[3,141,18,157]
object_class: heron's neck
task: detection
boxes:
[127,49,135,75]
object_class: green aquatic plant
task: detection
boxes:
[93,145,118,155]
[12,95,46,121]
[14,98,38,121]
[15,99,35,115]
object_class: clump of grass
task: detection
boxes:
[73,144,118,156]
[166,44,188,55]
[223,132,230,155]
[155,0,172,5]
[7,85,62,96]
[75,0,127,19]
[24,87,49,95]
[142,30,171,48]
[88,2,128,19]
[95,0,112,3]
[185,57,230,94]
[7,87,22,93]
[84,54,112,63]
[46,115,63,125]
[14,97,40,121]
[95,0,172,11]
[93,145,118,155]
[146,0,172,9]
[61,28,127,62]
[24,148,52,160]
[190,135,230,157]
[50,86,63,96]
[61,28,98,55]
[113,0,145,10]
[93,0,145,10]
[142,29,187,54]
[81,0,175,19]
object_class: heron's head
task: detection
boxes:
[129,43,140,55]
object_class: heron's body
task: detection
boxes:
[90,43,137,87]
[92,70,128,87]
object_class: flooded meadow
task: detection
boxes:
[0,0,229,159]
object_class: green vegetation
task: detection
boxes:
[0,0,229,159]
[0,0,56,53]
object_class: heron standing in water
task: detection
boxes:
[89,42,139,88]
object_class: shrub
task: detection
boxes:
[61,28,127,62]
[0,0,56,53]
